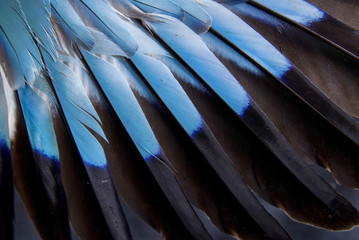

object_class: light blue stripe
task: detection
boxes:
[150,17,250,117]
[126,22,210,93]
[69,117,108,167]
[78,0,138,57]
[82,51,162,161]
[199,0,291,79]
[132,53,203,136]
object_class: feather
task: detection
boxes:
[115,52,287,238]
[306,0,359,30]
[81,50,213,240]
[0,72,13,239]
[129,0,184,19]
[18,0,58,58]
[228,2,359,187]
[80,51,162,162]
[201,1,359,147]
[1,0,359,239]
[167,0,212,34]
[74,55,204,240]
[16,77,71,239]
[51,0,94,49]
[69,0,138,57]
[0,0,43,88]
[10,87,70,239]
[42,49,132,239]
[146,16,251,117]
[145,10,359,230]
[120,27,289,238]
[248,0,359,60]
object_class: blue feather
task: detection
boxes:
[115,59,160,104]
[0,77,10,148]
[132,53,204,136]
[42,49,107,167]
[0,28,24,90]
[81,50,162,161]
[159,55,209,93]
[199,0,292,79]
[17,79,60,161]
[51,0,94,48]
[0,72,13,240]
[148,16,251,117]
[70,0,138,57]
[0,0,43,87]
[18,0,58,58]
[170,0,212,33]
[201,31,264,77]
[130,0,184,19]
[2,1,359,239]
[42,46,131,240]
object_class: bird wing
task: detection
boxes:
[1,0,359,239]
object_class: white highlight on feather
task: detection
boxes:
[101,55,159,104]
[65,61,105,131]
[201,32,264,76]
[0,67,17,143]
[0,69,9,146]
[252,0,325,25]
[88,27,128,56]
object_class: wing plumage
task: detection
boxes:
[0,74,13,239]
[1,0,359,239]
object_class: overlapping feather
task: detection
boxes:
[1,0,359,239]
